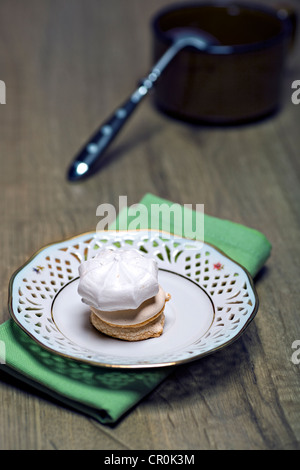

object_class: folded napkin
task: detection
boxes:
[0,193,271,424]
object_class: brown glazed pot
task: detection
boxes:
[151,2,297,124]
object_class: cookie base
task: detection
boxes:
[90,311,165,341]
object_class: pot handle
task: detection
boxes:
[276,4,298,50]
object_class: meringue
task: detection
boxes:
[78,248,159,311]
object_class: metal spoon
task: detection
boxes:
[67,30,218,181]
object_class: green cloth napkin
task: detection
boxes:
[0,193,271,424]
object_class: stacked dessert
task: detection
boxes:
[77,248,170,341]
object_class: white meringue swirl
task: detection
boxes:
[77,248,159,311]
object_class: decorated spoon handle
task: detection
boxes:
[67,70,162,181]
[67,36,207,181]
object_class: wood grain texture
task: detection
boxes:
[0,0,299,450]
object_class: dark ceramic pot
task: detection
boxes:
[151,2,297,124]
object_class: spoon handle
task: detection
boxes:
[67,39,190,181]
[67,71,161,181]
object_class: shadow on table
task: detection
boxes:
[144,318,261,411]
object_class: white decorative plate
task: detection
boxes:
[8,230,258,368]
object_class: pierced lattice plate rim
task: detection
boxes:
[8,230,259,369]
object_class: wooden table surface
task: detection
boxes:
[0,0,299,450]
